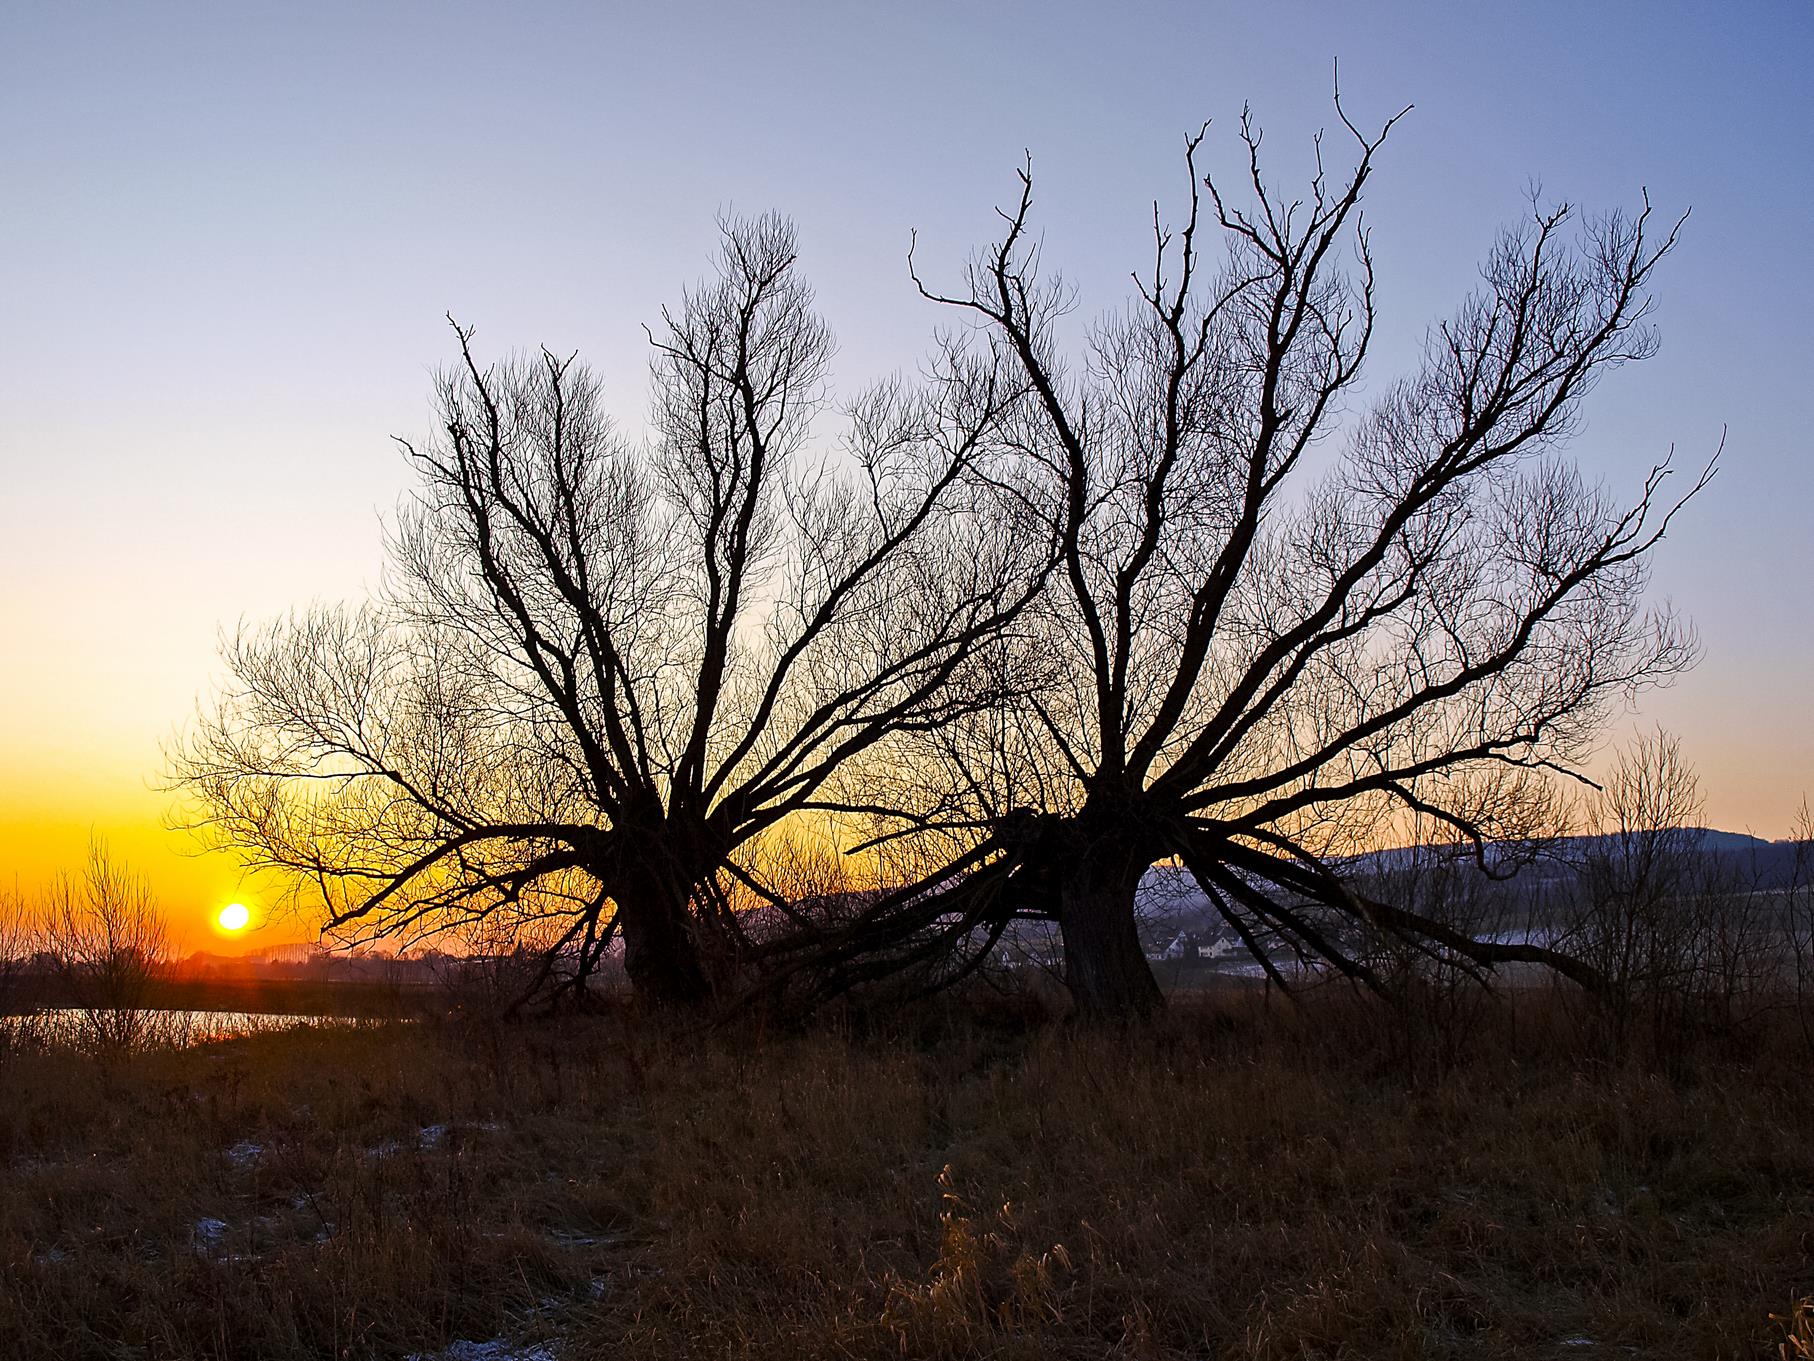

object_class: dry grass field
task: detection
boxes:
[2,992,1810,1360]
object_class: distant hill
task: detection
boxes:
[1342,828,1800,887]
[1124,829,1812,960]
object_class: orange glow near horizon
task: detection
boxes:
[0,763,312,955]
[0,730,1806,963]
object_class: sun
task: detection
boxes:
[217,902,251,933]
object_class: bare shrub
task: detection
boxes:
[0,882,44,1058]
[1789,801,1814,1055]
[1682,844,1776,1042]
[0,882,29,995]
[1562,731,1708,1062]
[36,840,172,1052]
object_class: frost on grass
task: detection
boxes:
[224,1140,263,1170]
[546,1228,630,1249]
[404,1341,558,1361]
[364,1122,501,1159]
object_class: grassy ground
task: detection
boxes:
[1,993,1809,1360]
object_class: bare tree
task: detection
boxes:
[0,881,38,1054]
[0,881,27,987]
[829,99,1712,1018]
[1788,801,1814,1054]
[1683,838,1775,1043]
[37,840,171,1050]
[173,214,1042,1010]
[1562,729,1707,1060]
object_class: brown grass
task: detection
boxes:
[1,992,1809,1359]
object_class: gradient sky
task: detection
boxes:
[3,1,1810,951]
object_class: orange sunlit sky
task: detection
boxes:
[2,2,1810,953]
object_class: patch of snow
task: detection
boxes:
[546,1228,625,1248]
[366,1121,501,1159]
[225,1141,263,1170]
[404,1341,558,1361]
[192,1218,229,1254]
[1561,1338,1595,1348]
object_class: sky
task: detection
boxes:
[2,1,1810,952]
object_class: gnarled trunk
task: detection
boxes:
[1056,858,1164,1020]
[614,870,710,1010]
[1025,800,1165,1020]
[606,818,716,1010]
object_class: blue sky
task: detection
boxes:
[1,1,1809,931]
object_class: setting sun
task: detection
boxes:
[217,902,250,933]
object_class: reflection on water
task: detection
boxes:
[3,1008,371,1048]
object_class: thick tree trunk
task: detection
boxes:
[613,864,711,1011]
[1054,851,1165,1021]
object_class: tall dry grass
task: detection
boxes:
[0,993,1809,1360]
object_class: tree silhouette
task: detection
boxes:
[175,105,1715,1023]
[173,215,1042,1009]
[801,102,1713,1018]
